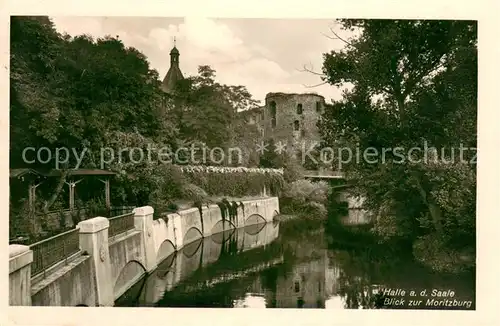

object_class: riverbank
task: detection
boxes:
[325,195,475,274]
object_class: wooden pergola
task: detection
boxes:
[10,169,46,215]
[10,168,116,213]
[44,169,116,210]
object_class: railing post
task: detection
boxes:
[41,246,46,279]
[9,245,33,306]
[133,206,157,273]
[64,238,67,264]
[77,217,113,306]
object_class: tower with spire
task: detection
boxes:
[161,37,184,94]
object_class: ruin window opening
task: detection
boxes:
[297,103,303,114]
[316,101,322,112]
[269,101,277,128]
[294,120,300,131]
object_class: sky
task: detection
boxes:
[50,16,350,105]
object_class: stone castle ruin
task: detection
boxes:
[161,44,326,164]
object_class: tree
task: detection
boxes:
[10,16,177,211]
[318,19,477,271]
[172,65,260,165]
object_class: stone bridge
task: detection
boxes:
[303,169,345,180]
[9,197,280,307]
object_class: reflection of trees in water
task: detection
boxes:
[219,230,238,258]
[332,248,385,309]
[326,193,408,309]
[325,199,475,309]
[326,216,419,309]
[260,267,279,308]
[338,273,373,309]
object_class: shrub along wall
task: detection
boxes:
[181,166,285,197]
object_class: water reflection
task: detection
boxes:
[117,215,475,310]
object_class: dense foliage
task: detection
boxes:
[9,16,265,221]
[319,19,477,271]
[184,170,285,197]
[280,180,329,218]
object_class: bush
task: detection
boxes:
[413,234,475,273]
[280,180,329,218]
[9,199,34,239]
[181,183,208,202]
[283,180,329,204]
[152,200,179,220]
[302,201,328,216]
[150,164,187,200]
[87,197,107,217]
[111,161,187,207]
[283,160,303,183]
[58,210,66,230]
[184,170,285,197]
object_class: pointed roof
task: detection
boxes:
[161,65,183,94]
[170,46,179,55]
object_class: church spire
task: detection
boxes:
[169,36,180,66]
[161,37,184,94]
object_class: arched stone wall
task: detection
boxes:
[244,222,266,235]
[245,214,266,225]
[182,238,203,258]
[183,227,203,246]
[156,239,176,265]
[211,228,236,244]
[211,219,237,235]
[113,260,147,300]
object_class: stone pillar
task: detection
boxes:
[78,217,113,306]
[133,206,157,273]
[9,245,33,306]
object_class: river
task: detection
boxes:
[116,209,475,309]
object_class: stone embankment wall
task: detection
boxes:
[9,197,280,307]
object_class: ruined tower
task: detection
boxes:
[246,92,325,154]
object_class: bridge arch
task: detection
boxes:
[113,260,147,300]
[245,213,266,225]
[183,226,203,245]
[182,238,203,258]
[156,239,176,265]
[211,219,237,235]
[157,252,177,280]
[211,228,236,244]
[244,222,266,235]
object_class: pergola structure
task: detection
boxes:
[10,169,46,215]
[10,168,116,214]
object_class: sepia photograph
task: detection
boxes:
[8,15,478,312]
